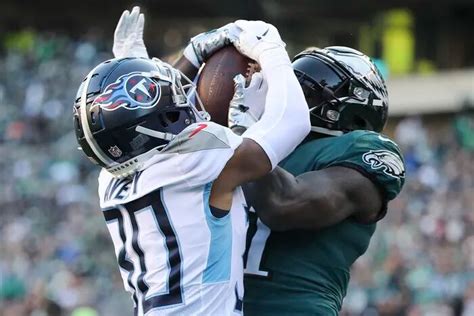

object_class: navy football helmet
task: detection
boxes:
[73,57,208,177]
[293,46,388,135]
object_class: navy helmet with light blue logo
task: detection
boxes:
[73,57,208,178]
[292,46,389,135]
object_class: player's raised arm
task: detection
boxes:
[111,6,233,81]
[245,132,405,231]
[209,20,311,210]
[174,23,240,79]
[112,6,149,59]
[245,166,384,231]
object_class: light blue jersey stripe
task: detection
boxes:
[202,182,232,283]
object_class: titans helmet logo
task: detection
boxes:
[362,150,405,179]
[92,72,161,111]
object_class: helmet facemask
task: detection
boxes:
[149,58,210,122]
[131,59,210,142]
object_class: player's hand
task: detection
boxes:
[113,6,149,59]
[228,73,267,133]
[232,20,286,64]
[183,23,240,68]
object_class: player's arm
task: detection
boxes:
[245,166,385,231]
[209,21,311,210]
[172,55,200,82]
[111,8,236,81]
[173,23,241,81]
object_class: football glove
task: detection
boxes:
[113,6,149,59]
[232,20,288,66]
[183,23,241,68]
[228,73,267,132]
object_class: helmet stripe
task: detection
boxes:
[80,65,117,167]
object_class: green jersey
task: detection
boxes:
[243,130,405,315]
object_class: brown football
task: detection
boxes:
[197,46,259,126]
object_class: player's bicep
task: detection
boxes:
[254,166,383,231]
[322,166,384,224]
[222,138,273,184]
[210,138,271,210]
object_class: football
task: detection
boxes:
[197,46,260,126]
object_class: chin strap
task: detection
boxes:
[310,126,344,136]
[135,126,176,141]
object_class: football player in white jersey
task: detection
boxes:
[74,9,310,316]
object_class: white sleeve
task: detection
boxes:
[241,50,311,169]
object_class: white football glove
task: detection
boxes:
[228,73,267,132]
[232,20,287,65]
[183,23,241,68]
[113,6,149,59]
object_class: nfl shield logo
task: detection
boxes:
[108,145,123,158]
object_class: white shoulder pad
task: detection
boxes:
[162,122,242,155]
[98,123,243,208]
[160,122,243,188]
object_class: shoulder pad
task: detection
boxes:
[349,131,405,179]
[335,130,405,201]
[163,122,236,154]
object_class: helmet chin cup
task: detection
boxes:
[197,110,211,121]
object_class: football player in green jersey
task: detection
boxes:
[241,47,405,315]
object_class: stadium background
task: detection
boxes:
[0,0,473,315]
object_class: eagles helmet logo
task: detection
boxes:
[92,72,161,111]
[362,150,405,179]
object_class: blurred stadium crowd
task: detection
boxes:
[0,32,473,316]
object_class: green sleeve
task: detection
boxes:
[328,131,406,202]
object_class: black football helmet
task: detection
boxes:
[73,57,208,177]
[292,46,388,135]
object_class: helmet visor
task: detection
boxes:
[293,55,346,91]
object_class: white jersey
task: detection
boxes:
[98,122,247,315]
